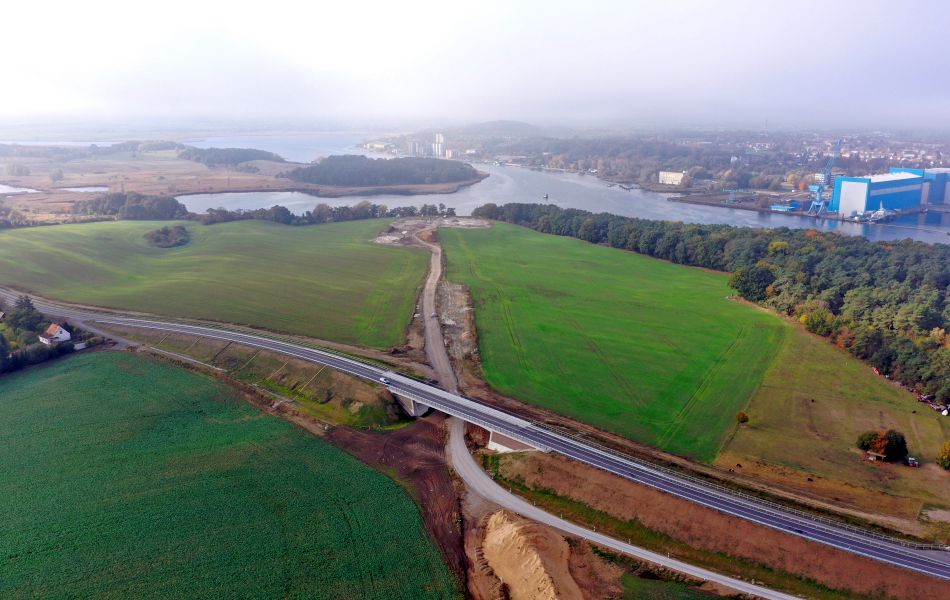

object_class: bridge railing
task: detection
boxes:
[16,290,946,552]
[532,422,948,552]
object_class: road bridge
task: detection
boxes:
[2,289,948,583]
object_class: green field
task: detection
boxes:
[721,327,950,518]
[0,219,426,347]
[442,223,787,460]
[0,352,458,599]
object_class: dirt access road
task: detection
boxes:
[406,217,798,599]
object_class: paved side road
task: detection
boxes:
[446,418,799,600]
[2,288,948,583]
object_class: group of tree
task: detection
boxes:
[178,146,284,167]
[284,155,480,187]
[0,296,74,375]
[196,200,455,226]
[856,429,909,462]
[73,193,189,220]
[472,202,950,406]
[144,225,190,247]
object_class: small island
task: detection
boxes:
[285,154,481,187]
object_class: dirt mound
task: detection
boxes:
[482,510,584,600]
[499,452,950,599]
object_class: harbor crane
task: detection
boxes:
[807,139,842,216]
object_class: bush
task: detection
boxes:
[736,411,749,424]
[856,430,879,451]
[145,225,190,248]
[938,441,950,470]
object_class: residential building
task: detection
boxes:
[658,171,686,185]
[39,323,71,345]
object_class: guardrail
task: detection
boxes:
[11,289,946,553]
[533,422,948,552]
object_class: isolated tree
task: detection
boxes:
[49,168,63,183]
[938,441,950,470]
[736,411,749,424]
[882,429,908,462]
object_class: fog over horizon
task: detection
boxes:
[3,0,950,132]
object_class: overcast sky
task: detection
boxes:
[2,0,949,130]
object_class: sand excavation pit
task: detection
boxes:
[373,216,490,246]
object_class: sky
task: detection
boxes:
[2,0,949,130]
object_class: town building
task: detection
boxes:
[658,171,686,185]
[829,171,924,216]
[39,323,71,345]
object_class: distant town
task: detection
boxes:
[366,124,950,224]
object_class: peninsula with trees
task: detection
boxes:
[0,142,487,226]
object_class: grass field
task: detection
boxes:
[0,352,459,599]
[720,327,950,522]
[441,223,787,460]
[0,219,426,347]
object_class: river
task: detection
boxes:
[89,131,945,245]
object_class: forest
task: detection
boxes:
[177,146,285,166]
[73,193,189,220]
[472,202,950,405]
[284,154,480,186]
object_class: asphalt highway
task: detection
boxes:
[6,290,949,583]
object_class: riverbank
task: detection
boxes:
[173,172,489,199]
[0,143,489,223]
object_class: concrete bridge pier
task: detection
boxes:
[394,393,430,418]
[487,430,538,453]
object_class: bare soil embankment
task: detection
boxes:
[327,414,469,584]
[497,451,950,599]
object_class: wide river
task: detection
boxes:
[173,133,950,244]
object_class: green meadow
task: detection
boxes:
[442,223,787,460]
[0,352,458,598]
[0,219,426,347]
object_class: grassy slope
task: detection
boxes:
[721,326,950,515]
[0,219,425,348]
[442,223,786,461]
[0,352,458,599]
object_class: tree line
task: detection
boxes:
[472,202,950,406]
[69,192,457,227]
[284,155,480,187]
[178,146,285,167]
[196,200,455,225]
[73,193,189,220]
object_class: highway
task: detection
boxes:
[6,290,949,583]
[445,417,800,600]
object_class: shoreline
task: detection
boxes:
[171,172,489,199]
